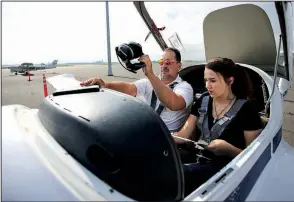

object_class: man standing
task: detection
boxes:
[80,48,193,132]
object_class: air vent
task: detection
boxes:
[53,86,100,96]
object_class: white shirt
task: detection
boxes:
[133,75,194,132]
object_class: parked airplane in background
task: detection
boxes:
[8,60,58,75]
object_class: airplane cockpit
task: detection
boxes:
[20,62,35,69]
[179,3,277,124]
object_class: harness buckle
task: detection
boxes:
[224,112,234,119]
[218,113,233,125]
[198,107,207,115]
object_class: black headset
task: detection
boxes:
[115,42,145,73]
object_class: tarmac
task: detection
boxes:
[1,64,294,146]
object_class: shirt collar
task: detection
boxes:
[168,75,182,86]
[158,74,182,85]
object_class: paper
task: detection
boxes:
[47,74,82,90]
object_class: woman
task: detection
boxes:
[173,57,263,195]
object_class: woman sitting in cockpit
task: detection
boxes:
[172,57,263,195]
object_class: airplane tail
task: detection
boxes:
[46,60,58,69]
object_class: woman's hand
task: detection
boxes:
[206,139,242,157]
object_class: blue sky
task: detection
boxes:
[2,2,294,65]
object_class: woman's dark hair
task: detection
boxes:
[205,57,253,100]
[164,47,181,62]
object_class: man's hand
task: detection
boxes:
[138,55,154,77]
[80,78,106,88]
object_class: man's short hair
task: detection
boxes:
[164,47,181,63]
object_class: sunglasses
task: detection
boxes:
[158,59,177,66]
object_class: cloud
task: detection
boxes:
[3,2,107,64]
[2,2,165,64]
[2,2,293,65]
[145,2,293,61]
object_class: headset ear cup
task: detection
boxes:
[116,42,144,73]
[129,42,144,58]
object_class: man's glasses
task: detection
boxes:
[158,59,177,66]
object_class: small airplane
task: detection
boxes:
[8,60,58,75]
[2,2,294,202]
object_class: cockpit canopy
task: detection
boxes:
[203,4,288,78]
[204,4,276,65]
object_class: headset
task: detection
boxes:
[115,42,145,73]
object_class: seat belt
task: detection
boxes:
[196,95,210,142]
[197,95,247,143]
[150,82,178,115]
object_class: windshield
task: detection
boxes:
[144,2,284,66]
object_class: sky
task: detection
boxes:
[2,2,294,65]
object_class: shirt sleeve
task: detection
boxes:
[133,78,149,97]
[239,101,263,131]
[190,94,205,117]
[173,81,194,108]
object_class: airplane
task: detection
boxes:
[2,1,294,202]
[8,59,58,75]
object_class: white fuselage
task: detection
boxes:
[2,105,132,201]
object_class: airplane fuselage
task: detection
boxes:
[9,60,58,75]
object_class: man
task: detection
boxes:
[80,48,193,132]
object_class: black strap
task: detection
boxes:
[196,95,210,142]
[150,82,178,115]
[197,96,247,143]
[156,103,166,115]
[150,90,157,109]
[209,99,246,141]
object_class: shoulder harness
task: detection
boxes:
[196,95,247,143]
[150,82,179,115]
